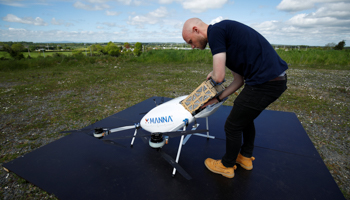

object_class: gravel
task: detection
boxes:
[0,68,349,199]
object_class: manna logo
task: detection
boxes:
[145,116,173,124]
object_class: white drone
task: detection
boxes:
[62,95,226,180]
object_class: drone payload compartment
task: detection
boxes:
[180,79,225,115]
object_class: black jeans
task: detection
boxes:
[221,76,287,167]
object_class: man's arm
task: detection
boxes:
[218,71,244,100]
[206,52,226,83]
[202,70,244,108]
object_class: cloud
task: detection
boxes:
[0,0,25,7]
[73,1,110,10]
[276,0,314,12]
[209,16,225,25]
[2,14,48,26]
[276,0,345,12]
[182,0,228,13]
[157,0,227,13]
[106,10,121,16]
[51,18,64,25]
[102,22,117,27]
[0,28,137,43]
[128,6,168,26]
[251,1,350,45]
[287,2,350,27]
[65,22,74,27]
[158,0,175,4]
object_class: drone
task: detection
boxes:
[62,80,228,180]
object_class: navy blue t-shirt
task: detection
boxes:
[207,20,288,85]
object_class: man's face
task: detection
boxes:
[184,31,207,50]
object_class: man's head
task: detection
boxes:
[182,18,209,50]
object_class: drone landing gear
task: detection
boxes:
[172,117,215,178]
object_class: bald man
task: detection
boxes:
[182,18,288,178]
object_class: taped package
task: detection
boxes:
[181,79,225,115]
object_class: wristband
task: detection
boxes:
[216,96,222,102]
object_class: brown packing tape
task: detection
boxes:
[180,80,225,114]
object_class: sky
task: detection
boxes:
[0,0,349,46]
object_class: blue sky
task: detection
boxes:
[0,0,349,46]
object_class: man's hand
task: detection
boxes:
[201,98,218,109]
[206,71,213,80]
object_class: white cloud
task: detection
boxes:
[128,6,168,26]
[73,1,110,10]
[251,2,350,45]
[149,6,168,18]
[97,26,104,29]
[0,0,25,7]
[209,16,225,25]
[158,0,175,4]
[182,0,228,13]
[87,0,109,3]
[51,18,64,25]
[106,10,121,16]
[286,2,350,27]
[102,22,117,27]
[0,28,138,43]
[276,0,345,12]
[9,27,26,31]
[157,0,227,13]
[65,22,74,27]
[2,14,48,26]
[276,0,314,12]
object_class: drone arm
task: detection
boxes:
[109,124,139,133]
[169,119,189,132]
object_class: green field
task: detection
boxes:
[0,51,73,59]
[0,49,349,199]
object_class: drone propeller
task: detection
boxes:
[104,129,208,141]
[103,137,192,180]
[159,150,192,180]
[103,140,127,148]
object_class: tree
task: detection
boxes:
[334,40,346,50]
[105,41,120,57]
[134,42,142,56]
[124,42,130,49]
[3,43,25,60]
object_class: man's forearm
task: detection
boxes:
[218,72,244,100]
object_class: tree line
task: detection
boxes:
[0,41,143,60]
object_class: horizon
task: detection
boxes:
[0,0,349,47]
[1,41,346,48]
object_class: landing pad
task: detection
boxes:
[3,97,345,200]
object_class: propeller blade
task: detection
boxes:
[164,129,208,138]
[103,140,127,148]
[140,136,149,145]
[60,129,92,134]
[60,126,117,134]
[104,129,208,140]
[109,125,136,133]
[159,150,192,180]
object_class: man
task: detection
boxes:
[182,18,288,178]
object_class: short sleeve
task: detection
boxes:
[208,25,227,56]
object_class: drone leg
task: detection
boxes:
[172,126,186,177]
[206,117,209,139]
[130,129,138,146]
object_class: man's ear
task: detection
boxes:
[192,26,199,33]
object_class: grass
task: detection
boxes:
[0,51,73,59]
[276,49,350,69]
[0,49,349,199]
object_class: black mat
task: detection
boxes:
[3,96,345,200]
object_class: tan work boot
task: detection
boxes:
[204,158,237,178]
[236,153,255,170]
